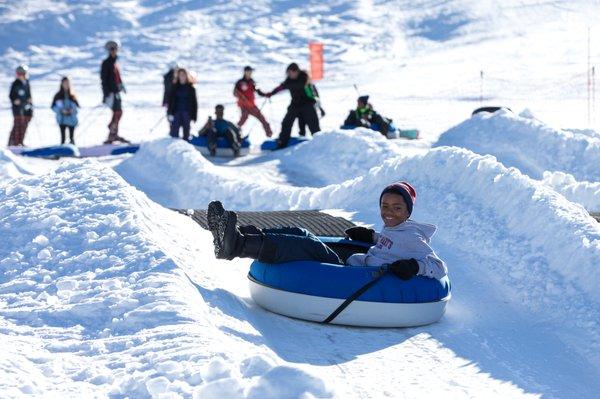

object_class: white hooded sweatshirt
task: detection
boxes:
[346,219,447,280]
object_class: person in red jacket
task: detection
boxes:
[233,66,272,137]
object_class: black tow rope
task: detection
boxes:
[322,266,389,324]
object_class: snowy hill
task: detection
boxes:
[1,1,600,398]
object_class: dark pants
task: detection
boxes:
[207,127,240,153]
[371,113,390,135]
[278,103,320,147]
[8,115,31,146]
[60,125,75,144]
[260,227,341,264]
[170,110,191,140]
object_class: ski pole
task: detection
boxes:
[147,114,166,135]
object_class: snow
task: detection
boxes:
[435,109,600,182]
[1,0,600,398]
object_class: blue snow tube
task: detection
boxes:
[260,136,309,151]
[190,135,250,156]
[248,237,451,327]
[19,144,79,158]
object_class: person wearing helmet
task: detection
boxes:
[7,65,33,146]
[100,40,130,144]
[263,63,321,149]
[233,66,272,137]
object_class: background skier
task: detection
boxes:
[233,66,272,137]
[100,40,130,144]
[7,65,33,146]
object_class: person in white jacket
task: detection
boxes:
[207,181,447,281]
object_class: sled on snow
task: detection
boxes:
[8,143,140,159]
[340,123,420,140]
[260,136,309,151]
[9,144,80,159]
[178,208,451,327]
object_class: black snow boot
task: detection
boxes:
[207,201,225,233]
[212,210,242,259]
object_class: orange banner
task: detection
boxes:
[309,41,324,81]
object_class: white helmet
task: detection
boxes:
[16,64,29,75]
[105,40,119,51]
[170,61,180,69]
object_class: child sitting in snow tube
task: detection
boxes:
[197,104,243,157]
[206,182,446,281]
[342,95,393,137]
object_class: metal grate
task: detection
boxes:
[175,209,356,237]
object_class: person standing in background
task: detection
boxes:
[51,76,79,145]
[167,68,198,141]
[101,40,130,144]
[233,66,272,137]
[7,65,33,146]
[263,63,320,149]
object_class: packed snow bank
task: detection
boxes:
[542,171,600,211]
[434,109,600,182]
[0,148,32,180]
[0,160,332,398]
[276,129,405,186]
[119,138,600,315]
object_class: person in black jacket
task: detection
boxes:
[7,65,33,146]
[264,63,320,148]
[344,95,391,136]
[298,82,325,136]
[100,40,130,144]
[167,68,198,141]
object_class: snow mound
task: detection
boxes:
[0,160,331,397]
[542,171,600,211]
[0,148,32,181]
[121,138,599,302]
[275,129,402,185]
[434,109,600,182]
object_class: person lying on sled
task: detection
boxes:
[207,182,446,280]
[344,95,392,136]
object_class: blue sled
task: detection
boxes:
[260,136,309,151]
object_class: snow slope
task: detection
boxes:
[0,160,335,398]
[435,109,600,182]
[1,0,600,397]
[115,135,600,397]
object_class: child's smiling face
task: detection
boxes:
[380,193,409,227]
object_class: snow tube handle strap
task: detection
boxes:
[322,266,389,324]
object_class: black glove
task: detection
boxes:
[389,259,419,280]
[319,107,326,117]
[345,226,375,243]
